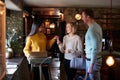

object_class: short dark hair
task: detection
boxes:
[82,8,94,19]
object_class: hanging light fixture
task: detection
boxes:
[109,0,113,50]
[105,0,115,67]
[106,56,115,66]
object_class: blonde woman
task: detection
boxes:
[57,22,83,80]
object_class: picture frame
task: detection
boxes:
[46,28,51,34]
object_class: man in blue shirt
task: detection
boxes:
[81,8,102,80]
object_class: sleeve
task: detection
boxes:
[23,37,32,57]
[58,36,65,53]
[75,36,83,56]
[89,28,98,64]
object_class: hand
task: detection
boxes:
[55,36,61,45]
[88,64,94,73]
[65,49,72,53]
[53,35,59,40]
[68,49,72,53]
[84,72,89,80]
[26,54,30,60]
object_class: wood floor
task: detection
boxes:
[34,57,120,80]
[50,58,85,80]
[50,58,60,80]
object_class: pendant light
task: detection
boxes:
[109,0,113,51]
[105,0,115,67]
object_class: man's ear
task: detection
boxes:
[87,15,90,18]
[86,15,90,20]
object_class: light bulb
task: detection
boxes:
[50,23,55,28]
[106,56,115,66]
[75,14,81,20]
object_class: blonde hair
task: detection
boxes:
[66,22,77,34]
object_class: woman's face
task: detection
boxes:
[66,23,73,34]
[38,25,45,32]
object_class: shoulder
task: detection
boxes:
[93,22,101,29]
[63,35,68,39]
[26,36,31,40]
[40,33,46,38]
[26,34,37,40]
[92,22,102,32]
[74,35,80,38]
[25,36,32,42]
[74,35,81,39]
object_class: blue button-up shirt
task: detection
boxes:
[85,22,102,64]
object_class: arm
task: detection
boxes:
[23,37,32,58]
[89,28,98,64]
[88,28,98,73]
[74,36,83,56]
[47,37,56,50]
[57,36,65,53]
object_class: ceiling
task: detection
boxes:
[23,0,120,8]
[5,0,120,11]
[5,0,22,11]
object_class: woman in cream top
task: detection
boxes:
[57,22,83,80]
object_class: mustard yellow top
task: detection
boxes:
[23,32,56,57]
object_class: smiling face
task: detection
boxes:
[66,22,76,34]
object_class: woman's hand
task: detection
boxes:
[55,36,61,45]
[65,49,73,53]
[53,35,58,40]
[26,54,30,60]
[53,35,61,45]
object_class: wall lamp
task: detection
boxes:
[75,13,81,20]
[50,23,55,28]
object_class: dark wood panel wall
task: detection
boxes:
[24,8,120,51]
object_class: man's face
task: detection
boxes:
[81,12,88,24]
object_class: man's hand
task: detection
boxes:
[88,63,94,73]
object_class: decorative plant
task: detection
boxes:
[6,10,24,56]
[6,28,25,56]
[6,29,16,48]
